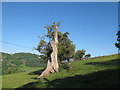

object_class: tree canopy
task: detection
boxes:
[74,49,86,61]
[85,54,91,58]
[115,25,120,50]
[35,21,75,63]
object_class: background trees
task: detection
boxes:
[115,25,120,55]
[115,25,120,50]
[115,30,120,49]
[74,49,86,61]
[85,54,91,59]
[74,49,91,60]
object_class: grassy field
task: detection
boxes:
[2,54,120,88]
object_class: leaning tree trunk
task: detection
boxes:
[37,26,59,78]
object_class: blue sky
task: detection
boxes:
[2,2,118,57]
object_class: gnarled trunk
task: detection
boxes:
[37,26,59,78]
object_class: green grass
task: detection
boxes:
[2,54,120,88]
[2,68,42,88]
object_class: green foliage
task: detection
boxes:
[85,53,91,58]
[59,63,70,71]
[34,21,62,60]
[115,25,120,49]
[58,32,75,62]
[35,21,75,62]
[74,49,86,61]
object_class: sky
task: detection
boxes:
[2,2,119,57]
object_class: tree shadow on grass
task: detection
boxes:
[16,68,120,88]
[44,68,120,88]
[16,81,41,89]
[28,68,45,76]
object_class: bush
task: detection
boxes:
[59,63,71,71]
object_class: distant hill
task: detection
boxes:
[1,52,46,75]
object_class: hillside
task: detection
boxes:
[2,54,120,88]
[1,52,46,75]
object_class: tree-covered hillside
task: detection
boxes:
[2,52,46,75]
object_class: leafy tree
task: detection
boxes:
[58,32,75,62]
[115,25,120,50]
[35,21,75,63]
[36,21,61,78]
[74,49,86,61]
[35,21,75,78]
[85,53,91,58]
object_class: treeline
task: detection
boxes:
[2,52,46,75]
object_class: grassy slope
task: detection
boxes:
[2,68,41,88]
[2,54,120,88]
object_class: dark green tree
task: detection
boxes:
[58,32,75,63]
[115,25,120,50]
[74,49,86,61]
[85,53,91,58]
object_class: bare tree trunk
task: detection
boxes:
[37,26,59,78]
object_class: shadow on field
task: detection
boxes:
[16,68,120,88]
[16,81,41,88]
[28,68,45,76]
[85,59,120,67]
